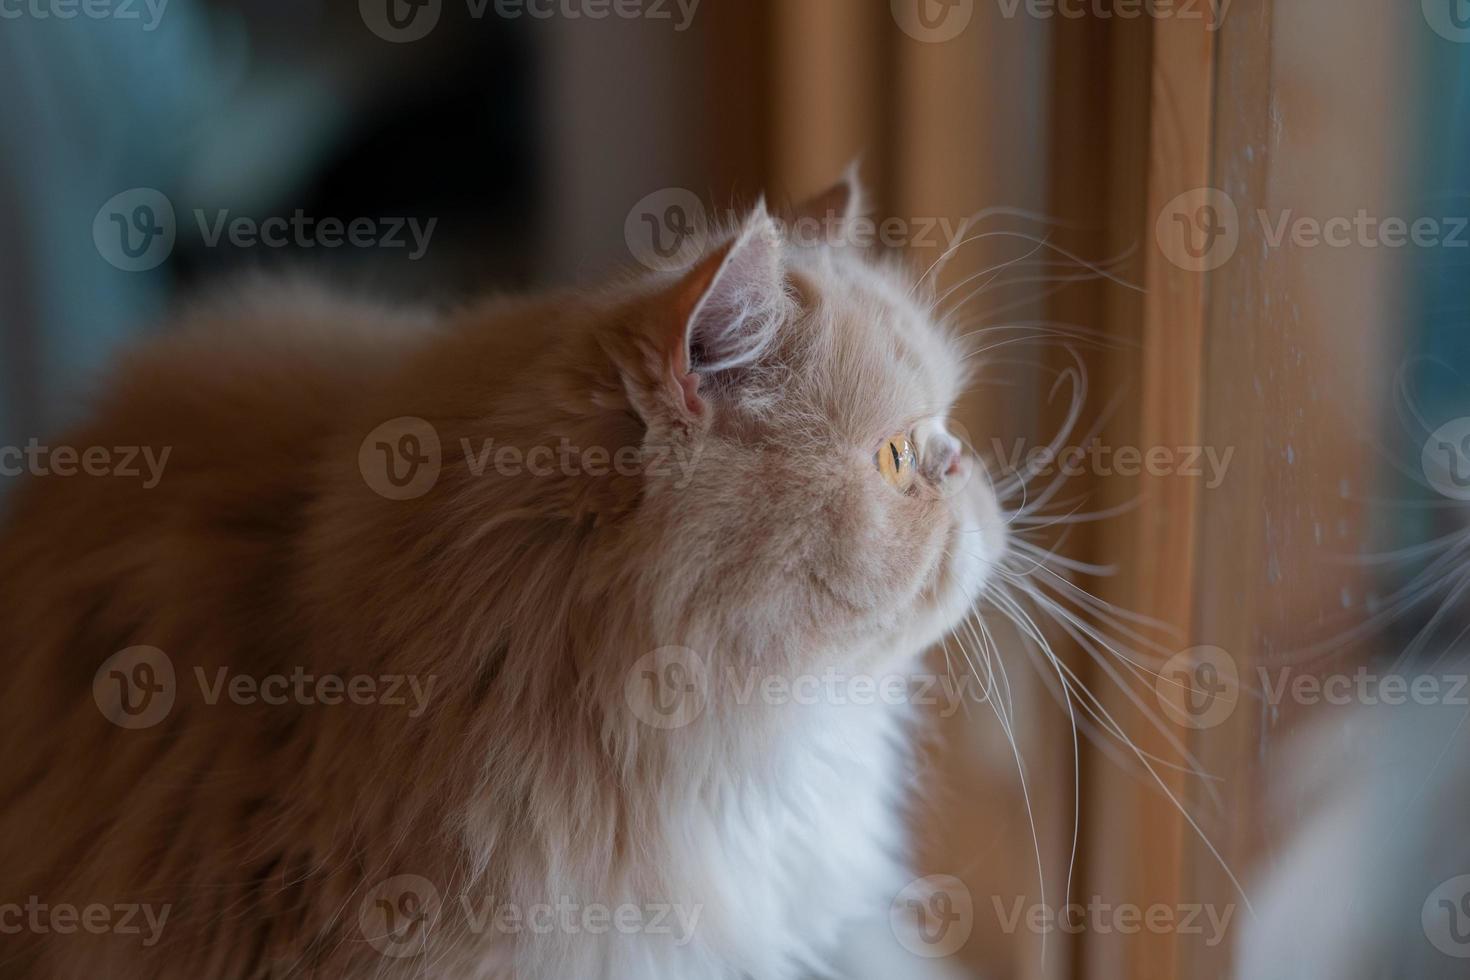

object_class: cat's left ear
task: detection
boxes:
[631,205,789,427]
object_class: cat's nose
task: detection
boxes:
[922,428,965,482]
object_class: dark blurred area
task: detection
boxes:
[0,0,740,449]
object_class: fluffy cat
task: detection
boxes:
[0,176,1004,978]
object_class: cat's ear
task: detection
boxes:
[786,162,866,241]
[635,205,788,424]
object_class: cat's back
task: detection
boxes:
[3,282,432,549]
[0,285,435,938]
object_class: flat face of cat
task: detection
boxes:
[616,185,1005,674]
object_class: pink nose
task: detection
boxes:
[927,435,964,481]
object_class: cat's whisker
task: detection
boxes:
[986,360,1091,502]
[979,517,1260,918]
[936,255,1126,321]
[985,591,1150,778]
[950,318,1121,345]
[1007,499,1141,526]
[1009,549,1181,642]
[960,607,1049,971]
[942,261,1139,323]
[931,239,1056,309]
[910,206,1098,293]
[921,230,1142,319]
[977,588,1082,917]
[1288,531,1470,661]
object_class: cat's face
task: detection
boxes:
[615,187,1005,677]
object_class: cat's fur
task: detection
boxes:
[0,179,1003,978]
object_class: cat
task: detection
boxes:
[0,174,1004,978]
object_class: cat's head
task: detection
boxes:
[599,176,1006,679]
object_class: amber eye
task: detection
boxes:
[875,434,916,492]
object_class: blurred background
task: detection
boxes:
[3,1,1469,977]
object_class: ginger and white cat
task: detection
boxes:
[0,177,1003,978]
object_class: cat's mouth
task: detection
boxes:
[914,475,1008,643]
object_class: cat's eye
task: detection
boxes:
[875,434,916,492]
